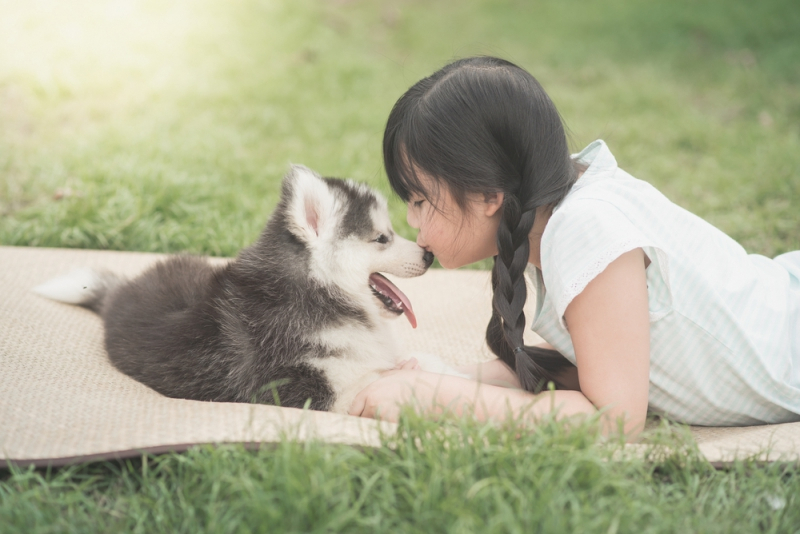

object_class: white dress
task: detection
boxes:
[527,140,800,426]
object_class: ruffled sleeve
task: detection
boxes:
[540,197,661,329]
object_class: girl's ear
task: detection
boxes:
[483,191,504,217]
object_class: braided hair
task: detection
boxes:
[383,56,578,391]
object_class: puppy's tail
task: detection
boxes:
[32,268,122,314]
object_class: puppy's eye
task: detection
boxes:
[375,234,389,244]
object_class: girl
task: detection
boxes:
[348,56,800,438]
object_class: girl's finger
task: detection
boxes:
[398,357,419,370]
[348,389,367,417]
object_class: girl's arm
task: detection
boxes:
[348,369,597,427]
[457,344,580,391]
[350,248,651,439]
[456,359,522,388]
[563,247,651,436]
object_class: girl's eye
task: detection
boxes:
[375,234,389,244]
[412,200,425,208]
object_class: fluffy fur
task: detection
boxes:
[34,166,461,413]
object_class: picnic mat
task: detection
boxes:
[2,245,799,467]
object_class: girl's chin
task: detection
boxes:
[435,259,453,269]
[438,252,489,269]
[437,257,464,269]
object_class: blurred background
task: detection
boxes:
[1,0,798,263]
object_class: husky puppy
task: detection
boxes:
[34,166,460,414]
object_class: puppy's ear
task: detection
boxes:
[284,165,335,243]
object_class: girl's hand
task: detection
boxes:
[394,357,421,371]
[349,364,441,422]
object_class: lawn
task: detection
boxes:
[3,415,799,533]
[1,0,799,531]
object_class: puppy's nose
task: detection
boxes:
[422,250,434,268]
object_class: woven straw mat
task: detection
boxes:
[1,246,798,467]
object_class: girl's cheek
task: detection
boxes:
[406,207,420,229]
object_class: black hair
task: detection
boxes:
[383,56,577,391]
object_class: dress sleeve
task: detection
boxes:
[540,197,655,329]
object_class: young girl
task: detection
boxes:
[348,56,800,437]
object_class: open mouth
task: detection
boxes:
[368,273,417,329]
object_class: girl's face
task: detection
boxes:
[405,172,504,269]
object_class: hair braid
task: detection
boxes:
[487,194,574,391]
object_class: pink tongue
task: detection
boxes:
[369,273,417,328]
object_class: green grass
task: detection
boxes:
[2,415,799,533]
[1,0,799,531]
[1,0,798,258]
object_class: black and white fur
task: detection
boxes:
[34,166,461,413]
